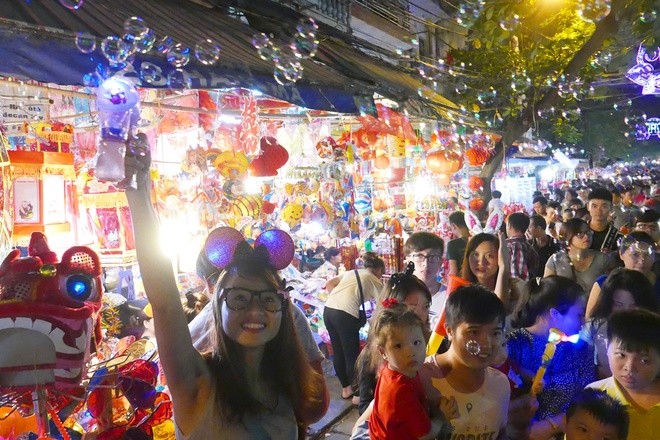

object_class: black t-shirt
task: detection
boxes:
[446,237,468,272]
[590,224,621,252]
[530,236,561,278]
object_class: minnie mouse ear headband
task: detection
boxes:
[204,227,295,271]
[389,261,416,288]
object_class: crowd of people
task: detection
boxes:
[124,145,659,440]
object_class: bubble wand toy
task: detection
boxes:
[530,328,580,397]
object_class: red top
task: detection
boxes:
[369,367,431,440]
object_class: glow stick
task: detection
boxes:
[530,328,579,397]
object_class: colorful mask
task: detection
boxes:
[0,233,103,389]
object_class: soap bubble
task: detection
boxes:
[140,64,163,85]
[194,39,221,65]
[75,33,96,53]
[59,0,83,10]
[167,44,191,67]
[252,33,279,62]
[157,36,175,54]
[167,69,192,89]
[82,72,100,87]
[134,29,156,54]
[273,68,295,86]
[296,17,318,36]
[456,1,484,27]
[578,0,611,23]
[123,17,149,40]
[465,340,481,356]
[276,56,303,82]
[293,34,318,59]
[101,36,131,65]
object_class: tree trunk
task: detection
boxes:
[477,0,623,203]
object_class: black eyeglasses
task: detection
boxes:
[575,231,593,239]
[223,288,285,313]
[409,253,442,263]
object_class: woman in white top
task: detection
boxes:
[125,148,324,440]
[323,252,385,399]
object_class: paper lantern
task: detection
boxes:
[469,176,484,191]
[470,198,486,212]
[426,150,463,175]
[374,154,390,170]
[213,151,249,178]
[82,192,137,266]
[229,196,262,218]
[465,146,493,166]
[9,151,77,248]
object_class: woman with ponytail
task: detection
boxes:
[507,276,596,439]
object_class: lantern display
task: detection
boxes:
[9,150,76,248]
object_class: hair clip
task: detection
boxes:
[382,298,399,308]
[390,261,416,288]
[204,227,295,271]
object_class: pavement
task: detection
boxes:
[307,359,361,439]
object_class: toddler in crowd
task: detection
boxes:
[586,309,660,440]
[564,388,629,440]
[368,300,448,439]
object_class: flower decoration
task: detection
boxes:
[381,298,399,308]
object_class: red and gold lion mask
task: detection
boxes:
[0,232,103,390]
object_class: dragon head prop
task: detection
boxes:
[0,233,103,389]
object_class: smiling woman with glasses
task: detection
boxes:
[544,218,611,292]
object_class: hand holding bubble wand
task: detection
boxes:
[530,328,580,397]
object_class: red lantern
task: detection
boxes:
[470,198,486,212]
[374,154,390,169]
[465,146,493,166]
[468,176,484,191]
[426,150,463,175]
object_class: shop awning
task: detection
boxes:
[0,0,457,117]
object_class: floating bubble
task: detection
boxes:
[167,44,191,67]
[157,36,175,54]
[252,33,280,62]
[59,0,83,9]
[577,0,611,23]
[273,68,294,86]
[500,15,520,31]
[465,340,481,356]
[639,11,657,23]
[167,69,192,89]
[140,64,162,85]
[124,17,149,39]
[75,33,96,53]
[276,56,303,82]
[293,34,318,59]
[456,1,484,27]
[296,17,318,37]
[82,72,100,87]
[101,36,131,65]
[134,29,156,54]
[195,39,221,65]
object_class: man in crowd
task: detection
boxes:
[532,196,548,217]
[505,212,539,281]
[488,190,505,214]
[588,188,623,253]
[613,186,641,232]
[404,232,445,324]
[528,215,560,279]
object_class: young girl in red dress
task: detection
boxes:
[368,300,449,440]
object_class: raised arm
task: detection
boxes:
[124,148,210,427]
[495,232,511,308]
